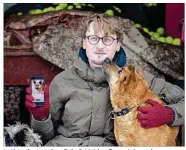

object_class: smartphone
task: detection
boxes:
[30,76,45,106]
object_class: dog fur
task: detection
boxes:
[4,122,42,146]
[103,61,179,146]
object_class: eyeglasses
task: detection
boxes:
[85,35,118,46]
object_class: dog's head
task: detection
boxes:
[33,80,44,91]
[4,122,42,146]
[103,58,148,98]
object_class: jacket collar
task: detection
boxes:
[73,47,126,85]
[73,56,106,85]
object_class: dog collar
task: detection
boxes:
[109,107,131,119]
[114,107,130,116]
[110,103,141,119]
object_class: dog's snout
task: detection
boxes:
[104,58,111,64]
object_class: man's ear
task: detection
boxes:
[116,42,121,52]
[136,68,144,78]
[83,38,86,49]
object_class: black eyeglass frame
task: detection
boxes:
[85,35,119,46]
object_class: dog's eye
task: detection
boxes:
[39,81,42,84]
[118,70,122,74]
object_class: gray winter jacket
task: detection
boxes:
[31,56,184,146]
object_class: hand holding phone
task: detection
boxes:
[25,76,50,120]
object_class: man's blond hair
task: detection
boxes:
[82,14,122,41]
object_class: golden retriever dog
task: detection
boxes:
[103,58,179,146]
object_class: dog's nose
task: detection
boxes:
[104,58,111,64]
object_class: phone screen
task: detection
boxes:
[30,76,45,106]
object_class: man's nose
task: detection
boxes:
[96,38,105,48]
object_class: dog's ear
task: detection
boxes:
[39,80,42,85]
[128,65,135,73]
[14,128,28,146]
[136,68,144,78]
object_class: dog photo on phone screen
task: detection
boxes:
[31,80,44,94]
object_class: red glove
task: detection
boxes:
[137,99,174,128]
[25,85,50,121]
